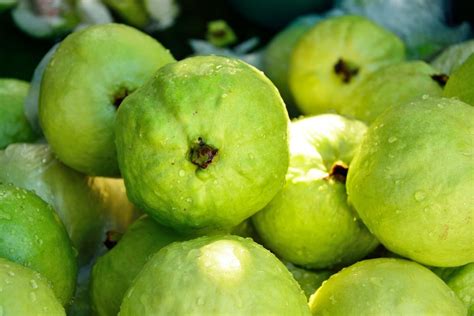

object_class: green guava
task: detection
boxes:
[119,235,310,315]
[289,15,405,115]
[39,23,175,177]
[115,55,290,233]
[443,54,474,106]
[0,258,65,315]
[284,261,332,299]
[102,0,149,27]
[252,114,378,269]
[432,40,474,75]
[0,183,77,305]
[0,0,16,11]
[342,61,445,123]
[0,79,38,149]
[0,144,105,265]
[91,215,186,316]
[309,258,467,315]
[347,97,474,267]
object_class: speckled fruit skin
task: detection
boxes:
[343,61,444,123]
[252,114,378,269]
[119,235,310,316]
[0,183,77,305]
[289,15,405,115]
[444,54,474,106]
[91,216,186,316]
[115,55,290,233]
[0,79,38,149]
[347,97,474,267]
[309,258,467,315]
[39,23,175,177]
[0,258,65,315]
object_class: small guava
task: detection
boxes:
[0,258,65,315]
[347,97,474,267]
[443,53,474,106]
[119,235,310,315]
[252,114,378,269]
[309,258,467,315]
[0,78,38,149]
[115,55,290,233]
[431,40,474,75]
[0,183,77,305]
[102,0,149,27]
[289,15,405,115]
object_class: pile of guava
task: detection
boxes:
[0,6,473,315]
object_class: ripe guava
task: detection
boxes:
[119,235,310,315]
[347,97,474,267]
[0,183,77,305]
[443,54,474,106]
[342,61,445,123]
[0,79,38,149]
[252,114,378,269]
[432,40,474,75]
[115,55,290,233]
[309,258,467,315]
[39,23,175,176]
[0,258,65,315]
[289,15,405,115]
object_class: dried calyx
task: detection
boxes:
[190,137,218,169]
[334,58,359,83]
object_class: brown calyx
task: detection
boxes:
[334,58,359,83]
[190,137,218,169]
[326,161,349,183]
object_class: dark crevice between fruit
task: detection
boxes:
[113,88,130,109]
[334,58,359,83]
[325,162,349,183]
[189,137,218,169]
[104,231,123,250]
[431,74,449,87]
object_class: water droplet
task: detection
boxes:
[395,210,401,215]
[329,295,337,304]
[414,191,426,201]
[422,94,429,100]
[196,297,204,305]
[179,170,185,177]
[30,279,38,289]
[388,136,397,143]
[437,103,444,108]
[30,292,37,302]
[185,198,193,203]
[7,271,14,277]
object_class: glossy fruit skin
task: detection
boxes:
[347,97,474,267]
[253,114,378,269]
[309,258,467,315]
[115,55,289,233]
[39,23,175,177]
[119,235,310,316]
[0,79,38,149]
[0,258,65,315]
[289,15,405,115]
[0,183,77,306]
[444,53,474,106]
[91,216,186,316]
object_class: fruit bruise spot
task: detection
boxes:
[431,74,449,87]
[334,58,359,83]
[190,137,218,169]
[103,231,123,250]
[112,88,130,109]
[325,162,349,183]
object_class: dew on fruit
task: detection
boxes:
[7,271,14,277]
[388,136,397,143]
[329,295,337,304]
[422,94,429,100]
[30,279,38,289]
[186,198,193,203]
[196,297,204,306]
[414,191,426,201]
[179,170,185,177]
[30,291,37,302]
[437,103,444,108]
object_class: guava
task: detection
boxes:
[253,114,378,269]
[102,0,149,27]
[445,263,474,315]
[0,143,105,265]
[342,61,445,123]
[206,20,237,47]
[0,183,77,305]
[432,40,474,75]
[346,97,474,267]
[91,215,186,316]
[115,55,290,233]
[443,53,474,106]
[0,258,65,315]
[119,235,310,315]
[284,261,332,299]
[289,15,405,115]
[39,23,175,176]
[0,79,38,149]
[309,258,467,315]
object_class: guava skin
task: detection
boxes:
[447,263,474,315]
[308,258,467,315]
[0,258,65,315]
[347,97,474,267]
[119,235,310,316]
[444,54,474,106]
[431,40,474,75]
[342,61,445,123]
[289,15,405,115]
[115,55,290,233]
[252,114,378,269]
[0,183,77,306]
[91,215,186,316]
[0,79,38,149]
[39,23,175,177]
[284,261,332,299]
[0,144,105,265]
